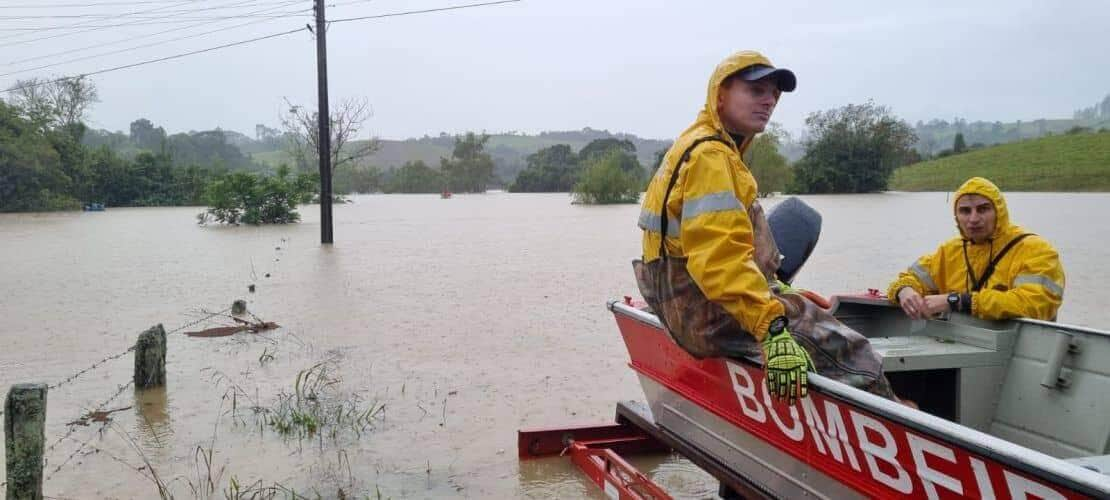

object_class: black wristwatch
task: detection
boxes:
[768,316,789,336]
[947,292,960,312]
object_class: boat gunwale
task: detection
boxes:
[1016,316,1110,338]
[608,299,1110,497]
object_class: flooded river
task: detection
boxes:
[2,192,1108,498]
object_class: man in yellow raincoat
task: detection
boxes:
[888,177,1065,321]
[635,51,897,404]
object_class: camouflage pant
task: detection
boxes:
[634,201,894,399]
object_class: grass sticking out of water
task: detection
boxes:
[260,362,385,441]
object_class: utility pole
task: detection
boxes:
[314,0,333,244]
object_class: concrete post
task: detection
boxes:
[5,383,47,500]
[134,324,167,389]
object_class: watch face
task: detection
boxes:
[948,294,959,305]
[769,316,788,334]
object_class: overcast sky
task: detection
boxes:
[2,0,1108,140]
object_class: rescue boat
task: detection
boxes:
[521,297,1110,499]
[599,294,1110,499]
[519,197,1109,498]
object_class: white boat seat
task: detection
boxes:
[869,335,1002,372]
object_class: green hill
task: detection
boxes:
[891,130,1110,191]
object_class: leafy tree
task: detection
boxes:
[743,129,792,197]
[164,130,257,171]
[572,150,642,204]
[953,132,967,154]
[509,144,579,192]
[791,101,916,193]
[199,165,316,225]
[334,166,383,194]
[48,77,98,129]
[0,101,75,211]
[6,76,98,132]
[579,138,635,162]
[129,118,166,150]
[651,148,668,171]
[440,132,494,193]
[384,160,442,193]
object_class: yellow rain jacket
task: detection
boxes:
[887,177,1065,320]
[639,51,783,340]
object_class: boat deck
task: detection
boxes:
[836,295,1110,471]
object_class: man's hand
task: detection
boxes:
[897,287,928,319]
[762,328,813,405]
[898,288,950,319]
[922,294,951,317]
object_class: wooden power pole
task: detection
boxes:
[314,0,333,244]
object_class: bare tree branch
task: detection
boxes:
[48,76,99,129]
[279,97,380,173]
[6,76,98,131]
[7,78,56,130]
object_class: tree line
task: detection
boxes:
[0,77,322,223]
[5,73,1035,213]
[1,77,231,211]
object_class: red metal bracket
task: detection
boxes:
[568,440,672,500]
[518,422,672,499]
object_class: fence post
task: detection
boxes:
[5,383,47,500]
[134,324,167,389]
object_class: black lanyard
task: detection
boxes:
[657,135,729,260]
[962,233,1033,292]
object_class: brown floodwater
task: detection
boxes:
[1,192,1107,499]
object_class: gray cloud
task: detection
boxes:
[3,0,1107,140]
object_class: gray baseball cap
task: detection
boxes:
[736,64,797,92]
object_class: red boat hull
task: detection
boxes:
[613,303,1099,499]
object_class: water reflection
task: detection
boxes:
[133,385,173,449]
[518,457,596,498]
[518,452,718,499]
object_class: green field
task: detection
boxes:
[891,130,1110,191]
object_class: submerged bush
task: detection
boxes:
[199,165,316,225]
[571,150,642,204]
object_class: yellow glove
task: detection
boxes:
[771,279,800,295]
[761,317,813,405]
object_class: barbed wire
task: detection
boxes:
[44,379,134,481]
[41,305,236,478]
[62,433,144,479]
[47,347,135,391]
[167,306,232,335]
[45,307,232,392]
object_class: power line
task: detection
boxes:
[0,13,305,76]
[2,0,304,66]
[0,1,206,8]
[329,0,521,23]
[0,0,523,93]
[0,0,303,18]
[327,0,377,7]
[1,26,305,93]
[0,0,288,47]
[0,0,197,43]
[0,13,311,32]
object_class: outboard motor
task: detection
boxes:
[767,197,822,285]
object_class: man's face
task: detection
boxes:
[956,194,997,243]
[717,77,781,136]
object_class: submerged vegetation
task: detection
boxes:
[197,166,317,225]
[571,149,644,204]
